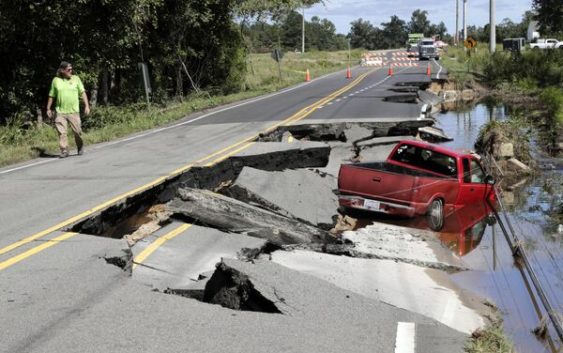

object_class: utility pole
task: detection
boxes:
[347,38,351,64]
[455,0,459,45]
[301,7,305,54]
[489,0,496,53]
[463,0,467,40]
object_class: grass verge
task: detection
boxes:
[0,50,363,168]
[465,321,515,353]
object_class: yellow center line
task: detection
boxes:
[0,68,377,269]
[0,232,78,271]
[132,224,192,270]
[204,142,256,167]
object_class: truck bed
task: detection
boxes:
[350,162,450,179]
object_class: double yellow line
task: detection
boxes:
[0,69,374,271]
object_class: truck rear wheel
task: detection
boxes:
[427,199,444,231]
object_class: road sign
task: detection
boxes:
[271,48,284,62]
[464,37,477,49]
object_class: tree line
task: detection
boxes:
[0,0,559,124]
[0,0,320,123]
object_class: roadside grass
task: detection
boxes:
[0,50,363,168]
[465,322,515,353]
[440,44,492,88]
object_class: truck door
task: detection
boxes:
[458,157,488,204]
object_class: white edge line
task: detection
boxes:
[1,68,352,176]
[0,159,55,175]
[433,58,444,79]
[394,322,415,353]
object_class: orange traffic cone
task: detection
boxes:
[346,65,352,79]
[305,69,311,82]
[426,63,431,76]
[388,64,393,76]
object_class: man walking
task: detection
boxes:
[46,61,90,158]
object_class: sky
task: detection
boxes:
[306,0,534,35]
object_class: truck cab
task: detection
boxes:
[338,140,496,231]
[418,38,439,60]
[529,38,562,49]
[406,33,424,54]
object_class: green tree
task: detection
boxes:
[532,0,563,34]
[308,17,341,50]
[432,22,448,39]
[381,16,408,49]
[349,19,377,49]
[280,10,303,50]
[408,9,431,35]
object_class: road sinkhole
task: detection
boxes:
[162,262,283,314]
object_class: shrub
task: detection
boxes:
[540,87,563,124]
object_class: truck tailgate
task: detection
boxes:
[338,163,415,204]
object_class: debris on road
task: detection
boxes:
[203,260,283,313]
[418,126,453,142]
[341,222,467,271]
[168,188,333,246]
[268,248,487,334]
[224,167,339,230]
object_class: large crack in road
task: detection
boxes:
[65,74,493,343]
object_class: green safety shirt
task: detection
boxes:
[48,76,85,114]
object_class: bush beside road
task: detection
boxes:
[0,50,362,168]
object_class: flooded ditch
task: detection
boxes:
[355,102,563,353]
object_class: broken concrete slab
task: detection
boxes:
[131,222,267,289]
[342,124,375,143]
[224,167,339,230]
[6,241,469,353]
[259,124,346,142]
[356,135,415,149]
[268,249,487,334]
[291,119,434,137]
[418,126,453,142]
[229,141,331,173]
[232,141,331,171]
[317,143,357,176]
[356,143,397,163]
[342,222,467,271]
[389,85,420,93]
[419,90,444,106]
[353,136,416,163]
[168,188,332,246]
[203,261,283,313]
[507,157,531,173]
[73,142,332,237]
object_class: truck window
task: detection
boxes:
[391,144,457,177]
[470,160,485,183]
[462,159,471,182]
[463,158,485,183]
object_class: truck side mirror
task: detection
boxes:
[484,175,495,185]
[485,214,497,226]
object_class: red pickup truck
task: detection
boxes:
[338,140,496,230]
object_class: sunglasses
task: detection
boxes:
[65,68,73,72]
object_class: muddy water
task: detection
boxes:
[357,103,562,352]
[438,104,563,353]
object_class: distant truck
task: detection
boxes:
[418,38,439,60]
[529,38,562,49]
[337,140,496,231]
[406,33,424,54]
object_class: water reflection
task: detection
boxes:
[437,103,563,353]
[352,201,496,257]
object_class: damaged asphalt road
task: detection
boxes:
[0,58,487,353]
